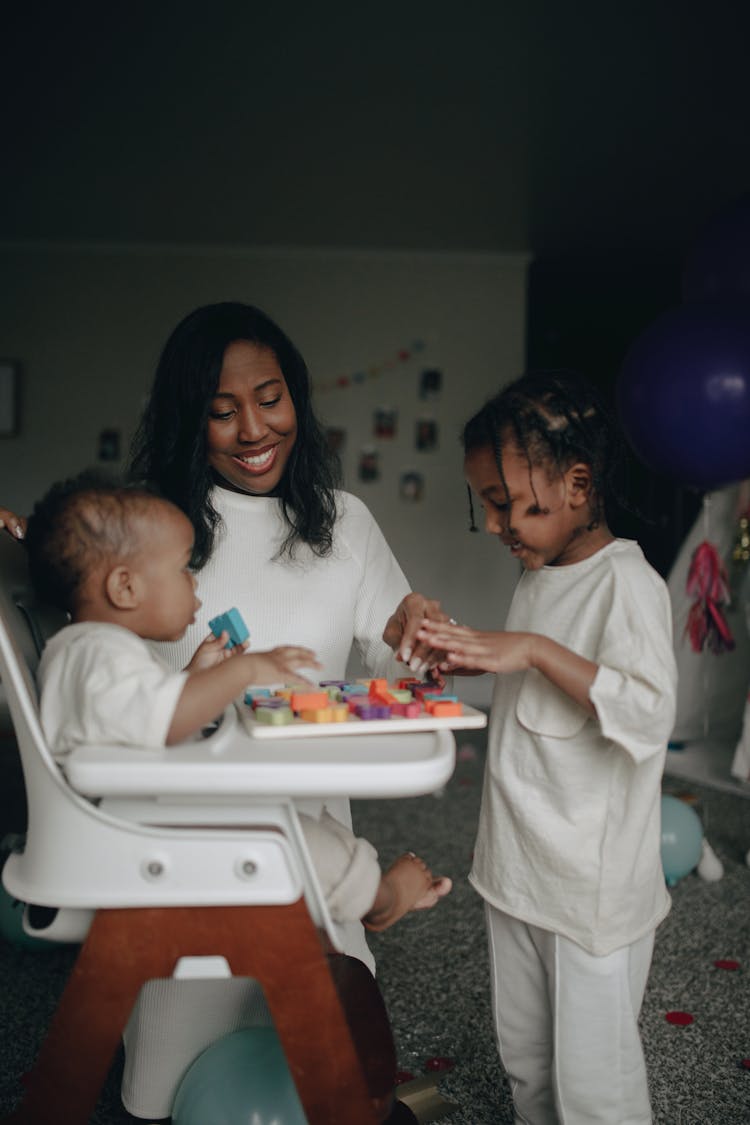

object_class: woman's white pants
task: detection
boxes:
[486,903,655,1125]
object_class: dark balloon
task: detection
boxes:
[617,301,750,490]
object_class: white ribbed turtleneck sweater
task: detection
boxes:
[155,486,410,680]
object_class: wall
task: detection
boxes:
[0,243,528,705]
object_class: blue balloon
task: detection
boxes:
[617,300,750,490]
[172,1027,307,1125]
[660,795,703,887]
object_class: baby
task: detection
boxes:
[25,473,451,931]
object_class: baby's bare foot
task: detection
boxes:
[412,874,453,911]
[365,854,451,931]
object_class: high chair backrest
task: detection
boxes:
[0,534,337,935]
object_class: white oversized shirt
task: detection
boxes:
[38,621,188,757]
[469,539,677,955]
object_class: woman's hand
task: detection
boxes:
[0,508,26,541]
[383,592,452,676]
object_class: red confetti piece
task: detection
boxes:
[740,1059,750,1070]
[424,1056,455,1072]
[395,1070,415,1085]
[665,1011,694,1026]
[714,959,740,970]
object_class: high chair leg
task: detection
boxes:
[3,901,380,1125]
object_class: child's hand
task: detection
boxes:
[247,646,322,685]
[416,619,533,675]
[186,631,245,672]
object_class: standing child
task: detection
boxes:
[25,473,451,932]
[416,371,677,1124]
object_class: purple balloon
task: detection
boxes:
[683,194,750,303]
[617,301,750,491]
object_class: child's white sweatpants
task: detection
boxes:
[485,903,655,1125]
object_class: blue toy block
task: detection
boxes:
[209,608,250,649]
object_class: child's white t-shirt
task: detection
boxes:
[469,539,678,956]
[38,621,189,757]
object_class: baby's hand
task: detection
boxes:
[186,631,246,672]
[248,646,322,685]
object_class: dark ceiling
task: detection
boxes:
[2,2,750,259]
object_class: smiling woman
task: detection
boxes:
[206,339,298,496]
[124,301,452,976]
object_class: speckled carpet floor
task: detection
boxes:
[0,725,748,1124]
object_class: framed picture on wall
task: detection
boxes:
[0,361,20,437]
[416,418,438,452]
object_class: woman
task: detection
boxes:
[128,301,438,682]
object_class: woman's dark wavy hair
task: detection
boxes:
[129,302,341,568]
[462,370,628,532]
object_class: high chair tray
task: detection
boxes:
[63,707,460,800]
[237,700,487,740]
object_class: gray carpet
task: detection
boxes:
[0,725,749,1124]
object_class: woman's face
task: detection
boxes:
[206,341,298,495]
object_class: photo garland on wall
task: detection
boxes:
[313,341,427,393]
[318,337,445,503]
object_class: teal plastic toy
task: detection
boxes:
[660,794,703,886]
[172,1026,307,1125]
[208,608,250,649]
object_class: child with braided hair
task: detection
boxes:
[416,371,677,1124]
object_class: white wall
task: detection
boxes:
[0,243,528,704]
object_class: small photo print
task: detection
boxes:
[399,470,424,502]
[358,447,380,482]
[325,426,346,455]
[419,368,442,400]
[374,407,397,439]
[97,428,121,461]
[415,418,438,452]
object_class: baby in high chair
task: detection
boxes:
[25,472,451,932]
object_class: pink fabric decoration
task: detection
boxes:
[685,541,735,654]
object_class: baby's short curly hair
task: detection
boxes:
[25,472,164,614]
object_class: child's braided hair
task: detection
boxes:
[462,370,627,532]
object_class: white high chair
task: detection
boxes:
[0,534,457,1124]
